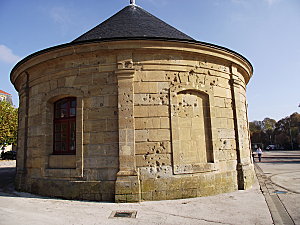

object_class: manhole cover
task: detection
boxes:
[109,211,137,218]
[274,191,288,194]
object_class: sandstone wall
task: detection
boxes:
[12,40,254,202]
[14,49,119,201]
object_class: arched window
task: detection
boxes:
[53,97,76,155]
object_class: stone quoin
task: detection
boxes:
[11,2,254,202]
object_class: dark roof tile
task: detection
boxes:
[73,5,194,42]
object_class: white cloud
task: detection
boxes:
[50,7,72,35]
[265,0,280,5]
[0,45,21,64]
[50,7,71,25]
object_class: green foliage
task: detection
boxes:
[250,112,300,149]
[0,101,18,145]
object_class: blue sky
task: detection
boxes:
[0,0,299,121]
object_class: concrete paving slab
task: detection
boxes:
[0,160,273,225]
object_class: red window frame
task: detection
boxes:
[53,97,76,155]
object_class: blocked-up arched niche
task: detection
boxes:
[171,89,214,174]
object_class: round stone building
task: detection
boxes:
[11,2,254,202]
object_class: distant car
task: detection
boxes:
[266,145,276,150]
[1,150,16,160]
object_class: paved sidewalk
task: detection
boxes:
[0,160,273,225]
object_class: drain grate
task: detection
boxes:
[274,191,288,194]
[109,211,137,218]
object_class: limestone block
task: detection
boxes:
[89,132,104,144]
[126,194,140,202]
[139,166,173,179]
[153,178,168,191]
[160,117,169,128]
[135,117,164,129]
[64,76,76,87]
[28,102,41,116]
[84,156,119,169]
[135,130,149,142]
[134,93,169,106]
[92,73,108,85]
[104,95,118,107]
[83,119,106,132]
[98,64,116,73]
[134,82,158,93]
[217,129,236,139]
[27,136,44,148]
[136,154,171,167]
[84,168,118,180]
[166,178,182,191]
[106,119,118,131]
[87,107,118,120]
[135,141,171,155]
[27,168,42,179]
[152,190,167,200]
[149,129,170,141]
[182,189,198,199]
[46,79,57,91]
[85,96,105,108]
[73,74,93,86]
[214,97,232,109]
[85,144,119,157]
[48,155,76,169]
[103,131,118,143]
[27,147,42,159]
[214,138,236,151]
[141,192,153,201]
[135,129,171,142]
[141,179,155,192]
[27,157,43,168]
[149,106,169,117]
[88,84,118,96]
[141,71,167,82]
[213,86,231,98]
[166,189,182,200]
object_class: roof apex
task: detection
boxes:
[73,4,194,43]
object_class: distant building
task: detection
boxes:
[0,90,13,105]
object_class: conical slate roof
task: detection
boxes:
[73,4,194,43]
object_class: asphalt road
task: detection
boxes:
[0,161,16,194]
[255,150,300,225]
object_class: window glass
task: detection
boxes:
[53,97,76,155]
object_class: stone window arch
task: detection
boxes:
[40,87,84,178]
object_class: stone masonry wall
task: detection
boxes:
[14,50,119,201]
[12,40,254,202]
[132,52,252,201]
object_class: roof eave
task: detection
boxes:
[10,37,253,82]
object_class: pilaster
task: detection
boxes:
[115,54,141,202]
[230,65,254,190]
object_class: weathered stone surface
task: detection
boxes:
[12,39,253,202]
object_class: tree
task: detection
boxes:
[0,101,18,146]
[262,118,276,144]
[249,118,276,148]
